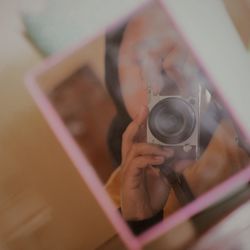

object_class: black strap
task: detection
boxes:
[160,166,195,206]
[119,208,163,235]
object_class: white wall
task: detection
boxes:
[164,0,250,135]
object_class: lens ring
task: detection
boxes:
[148,97,196,144]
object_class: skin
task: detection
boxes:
[120,106,174,220]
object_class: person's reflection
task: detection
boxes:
[104,5,249,235]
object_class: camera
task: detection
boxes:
[147,81,201,161]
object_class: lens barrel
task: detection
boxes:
[148,97,196,144]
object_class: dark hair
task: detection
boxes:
[105,24,132,166]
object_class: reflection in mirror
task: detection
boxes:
[47,1,250,236]
[49,66,116,182]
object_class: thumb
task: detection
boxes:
[134,105,148,125]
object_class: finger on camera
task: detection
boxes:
[122,107,148,151]
[122,122,141,158]
[128,143,174,159]
[135,105,148,125]
[126,155,166,174]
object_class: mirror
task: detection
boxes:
[45,1,250,236]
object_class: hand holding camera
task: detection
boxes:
[120,106,174,221]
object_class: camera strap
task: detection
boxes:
[160,166,195,206]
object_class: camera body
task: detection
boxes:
[147,84,201,161]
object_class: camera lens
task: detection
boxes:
[148,97,196,144]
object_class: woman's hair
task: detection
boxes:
[105,23,132,166]
[105,24,128,117]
